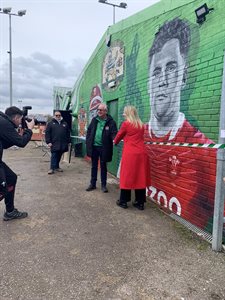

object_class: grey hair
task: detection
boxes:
[98,103,108,112]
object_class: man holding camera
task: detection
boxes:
[0,106,34,221]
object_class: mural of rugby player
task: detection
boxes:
[89,85,103,122]
[145,18,217,230]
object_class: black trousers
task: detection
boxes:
[120,189,146,205]
[1,162,17,212]
[90,146,107,187]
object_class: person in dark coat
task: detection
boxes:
[0,106,34,221]
[45,111,70,174]
[114,105,151,210]
[86,103,117,193]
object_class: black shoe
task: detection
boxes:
[3,208,28,221]
[116,199,128,209]
[102,186,108,193]
[86,185,96,192]
[133,202,144,210]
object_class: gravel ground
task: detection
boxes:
[0,142,225,300]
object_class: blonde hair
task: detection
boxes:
[123,105,143,128]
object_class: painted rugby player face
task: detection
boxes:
[149,38,186,123]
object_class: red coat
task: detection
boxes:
[114,121,151,189]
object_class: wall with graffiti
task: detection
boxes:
[145,17,217,230]
[69,0,225,235]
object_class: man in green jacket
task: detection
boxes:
[86,103,117,193]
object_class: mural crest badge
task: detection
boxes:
[168,155,180,177]
[102,41,124,90]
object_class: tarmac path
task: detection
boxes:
[0,142,225,300]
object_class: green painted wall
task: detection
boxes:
[53,86,72,111]
[67,0,225,233]
[72,0,224,142]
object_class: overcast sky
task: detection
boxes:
[0,0,160,114]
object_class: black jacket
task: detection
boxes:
[0,112,33,163]
[45,118,70,153]
[0,111,33,197]
[86,115,117,162]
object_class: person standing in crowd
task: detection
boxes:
[0,106,34,221]
[86,103,117,193]
[45,111,71,175]
[114,105,151,210]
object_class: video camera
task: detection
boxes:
[21,106,38,129]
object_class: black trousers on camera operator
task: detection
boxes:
[0,106,34,221]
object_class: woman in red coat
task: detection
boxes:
[114,106,151,210]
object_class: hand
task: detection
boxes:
[26,118,35,130]
[47,143,52,147]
